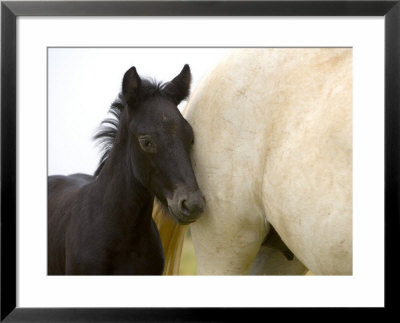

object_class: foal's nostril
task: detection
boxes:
[180,199,190,216]
[178,195,204,217]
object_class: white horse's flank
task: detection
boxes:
[184,48,352,275]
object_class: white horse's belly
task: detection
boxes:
[187,48,352,275]
[249,246,308,275]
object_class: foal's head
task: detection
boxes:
[99,65,204,224]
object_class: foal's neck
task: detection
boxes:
[96,144,154,228]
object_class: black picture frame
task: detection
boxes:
[1,1,399,321]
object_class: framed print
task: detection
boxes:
[1,0,399,321]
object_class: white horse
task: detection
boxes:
[154,48,352,275]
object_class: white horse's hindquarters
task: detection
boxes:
[260,49,353,275]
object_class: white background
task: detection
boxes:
[18,17,384,307]
[48,47,232,175]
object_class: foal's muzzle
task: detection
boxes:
[167,187,205,224]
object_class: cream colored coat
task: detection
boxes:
[154,48,352,275]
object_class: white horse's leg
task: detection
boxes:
[191,207,267,275]
[186,66,269,274]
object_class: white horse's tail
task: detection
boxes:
[152,199,188,275]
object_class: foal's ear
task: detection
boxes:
[164,64,191,105]
[122,66,141,105]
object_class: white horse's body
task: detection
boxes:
[185,48,352,275]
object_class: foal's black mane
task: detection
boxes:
[93,78,167,176]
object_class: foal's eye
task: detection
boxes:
[138,136,156,152]
[142,139,152,147]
